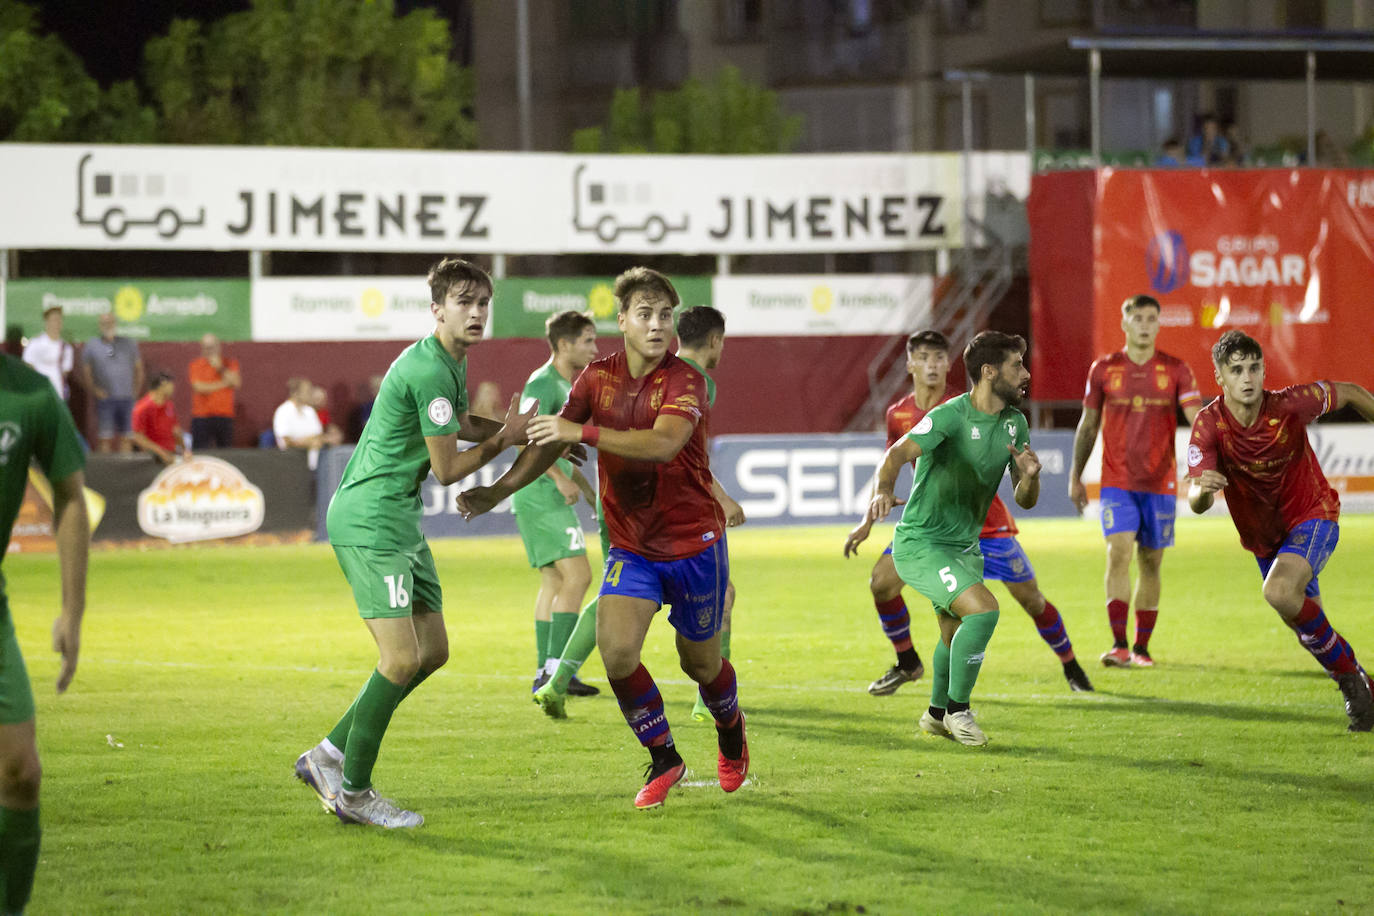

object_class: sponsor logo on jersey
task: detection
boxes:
[0,422,20,466]
[427,396,454,426]
[914,416,933,435]
[971,427,981,440]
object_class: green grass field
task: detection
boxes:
[5,515,1374,915]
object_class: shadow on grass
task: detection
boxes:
[988,691,1320,726]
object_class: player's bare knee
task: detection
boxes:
[678,653,719,684]
[1261,578,1304,618]
[377,651,421,686]
[870,568,902,601]
[599,643,640,679]
[0,751,40,807]
[419,642,450,672]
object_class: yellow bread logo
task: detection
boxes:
[136,456,265,543]
[361,288,386,319]
[811,286,834,314]
[114,285,144,322]
[588,284,617,320]
[1200,304,1219,328]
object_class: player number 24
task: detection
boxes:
[384,574,411,609]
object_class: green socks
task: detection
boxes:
[947,610,1000,704]
[341,669,408,793]
[929,638,952,710]
[0,805,40,915]
[547,611,578,664]
[534,619,551,668]
[326,667,432,751]
[550,597,599,693]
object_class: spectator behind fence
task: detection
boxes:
[273,377,341,469]
[22,303,74,401]
[1186,113,1230,165]
[310,383,345,445]
[131,370,185,465]
[188,334,241,449]
[80,311,144,453]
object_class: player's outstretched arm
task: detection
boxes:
[457,412,504,443]
[1188,470,1226,514]
[427,394,534,486]
[457,440,567,519]
[867,439,921,524]
[50,469,89,694]
[1333,382,1374,423]
[1067,406,1100,513]
[529,413,694,464]
[1008,443,1042,510]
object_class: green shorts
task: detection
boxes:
[892,538,984,615]
[333,542,443,619]
[0,615,35,725]
[514,499,587,569]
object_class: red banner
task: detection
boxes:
[1094,168,1374,395]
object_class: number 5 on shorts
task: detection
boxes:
[939,566,957,593]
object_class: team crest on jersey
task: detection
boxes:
[600,388,615,409]
[0,422,20,466]
[914,416,933,435]
[971,427,981,440]
[427,397,454,426]
[1156,373,1169,391]
[1186,444,1203,467]
[650,383,664,411]
[1107,370,1123,391]
[1005,421,1016,439]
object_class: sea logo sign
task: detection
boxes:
[136,456,265,543]
[76,153,206,240]
[1146,231,1189,294]
[570,163,689,245]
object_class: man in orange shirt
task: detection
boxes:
[188,334,241,448]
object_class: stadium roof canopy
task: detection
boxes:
[967,30,1374,81]
[951,30,1374,162]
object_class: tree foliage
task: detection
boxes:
[573,65,804,154]
[0,0,156,142]
[143,0,476,148]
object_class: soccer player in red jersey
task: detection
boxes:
[847,330,1094,694]
[1187,330,1374,731]
[1069,295,1202,668]
[458,267,745,808]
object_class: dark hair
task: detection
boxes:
[613,266,680,313]
[1121,294,1161,317]
[150,369,175,389]
[963,330,1026,386]
[676,305,726,348]
[545,310,595,350]
[907,329,949,353]
[427,257,493,306]
[1211,329,1263,366]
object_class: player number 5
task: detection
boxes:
[384,574,411,609]
[939,566,957,593]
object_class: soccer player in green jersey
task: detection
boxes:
[295,257,535,829]
[0,354,89,913]
[674,306,746,722]
[513,311,602,698]
[867,331,1041,747]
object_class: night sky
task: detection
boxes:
[34,0,471,86]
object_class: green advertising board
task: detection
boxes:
[491,276,712,339]
[5,279,252,342]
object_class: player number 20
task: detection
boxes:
[383,574,411,609]
[566,527,586,551]
[939,566,957,593]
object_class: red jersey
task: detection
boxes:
[132,393,178,451]
[1084,350,1201,495]
[885,391,1017,540]
[1187,382,1339,558]
[562,351,724,561]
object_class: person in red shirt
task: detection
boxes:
[131,370,185,465]
[1187,330,1374,732]
[188,334,241,449]
[459,267,745,809]
[845,330,1094,696]
[1069,294,1202,668]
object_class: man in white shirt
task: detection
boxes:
[22,305,74,401]
[272,377,342,469]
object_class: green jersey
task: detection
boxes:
[510,360,575,513]
[327,335,468,550]
[678,355,718,407]
[0,355,85,617]
[893,393,1029,548]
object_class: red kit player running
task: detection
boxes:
[1187,330,1374,732]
